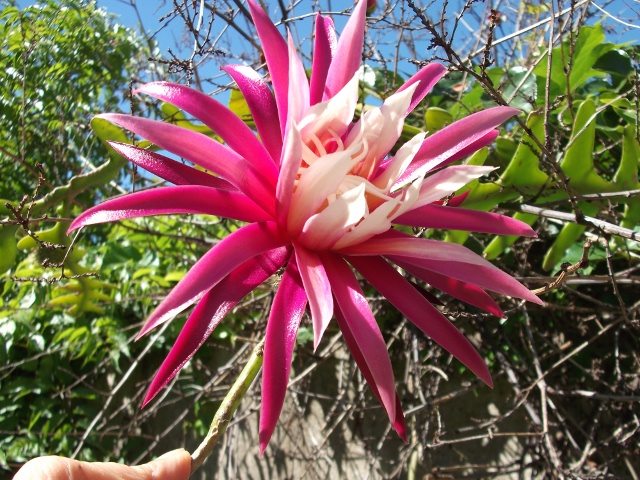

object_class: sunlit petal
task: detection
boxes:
[138,222,289,337]
[286,32,310,126]
[372,132,426,191]
[107,142,233,189]
[260,260,307,453]
[340,234,543,305]
[398,63,447,115]
[322,253,397,422]
[97,113,277,215]
[323,0,367,99]
[394,106,520,187]
[223,64,282,162]
[298,183,367,251]
[67,185,271,233]
[247,0,290,134]
[294,243,333,350]
[135,82,276,176]
[309,14,337,105]
[144,247,290,406]
[396,205,538,237]
[276,122,303,228]
[349,255,492,386]
[288,147,360,235]
[408,165,496,205]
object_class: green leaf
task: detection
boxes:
[499,113,548,190]
[228,89,254,128]
[502,66,537,113]
[0,225,18,274]
[542,202,599,271]
[594,49,633,78]
[483,212,538,260]
[560,99,615,193]
[424,107,453,132]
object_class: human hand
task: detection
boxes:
[13,448,191,480]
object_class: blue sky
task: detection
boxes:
[94,0,638,90]
[97,0,638,49]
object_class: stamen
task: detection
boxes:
[349,137,369,168]
[301,142,319,165]
[327,128,344,152]
[308,133,327,157]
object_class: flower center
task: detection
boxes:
[285,79,422,251]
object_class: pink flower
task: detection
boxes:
[68,0,542,452]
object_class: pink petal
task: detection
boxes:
[437,130,499,169]
[286,32,310,126]
[395,205,537,237]
[340,235,543,305]
[143,247,291,406]
[107,141,234,190]
[394,107,519,188]
[223,65,282,162]
[333,301,407,442]
[138,221,289,337]
[97,113,276,216]
[67,186,271,233]
[294,243,333,350]
[397,63,447,115]
[135,82,277,178]
[393,254,544,305]
[348,255,492,386]
[323,0,367,100]
[440,191,470,207]
[299,73,359,142]
[391,258,504,318]
[247,0,290,135]
[309,14,337,105]
[321,252,397,422]
[259,260,307,453]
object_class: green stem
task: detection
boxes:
[189,338,265,476]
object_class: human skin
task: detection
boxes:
[13,449,191,480]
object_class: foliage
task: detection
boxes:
[0,0,164,471]
[0,0,146,198]
[438,26,639,272]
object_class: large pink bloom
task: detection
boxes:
[69,0,542,452]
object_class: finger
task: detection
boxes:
[14,449,192,480]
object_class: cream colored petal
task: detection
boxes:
[410,165,496,208]
[298,183,367,250]
[288,147,361,235]
[299,72,359,142]
[347,83,419,179]
[390,176,424,219]
[332,197,400,250]
[373,132,426,191]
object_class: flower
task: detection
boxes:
[68,0,542,452]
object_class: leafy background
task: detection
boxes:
[1,0,639,478]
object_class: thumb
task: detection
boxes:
[13,449,192,480]
[131,449,192,480]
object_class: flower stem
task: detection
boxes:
[189,338,265,477]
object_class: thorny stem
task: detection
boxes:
[189,338,266,477]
